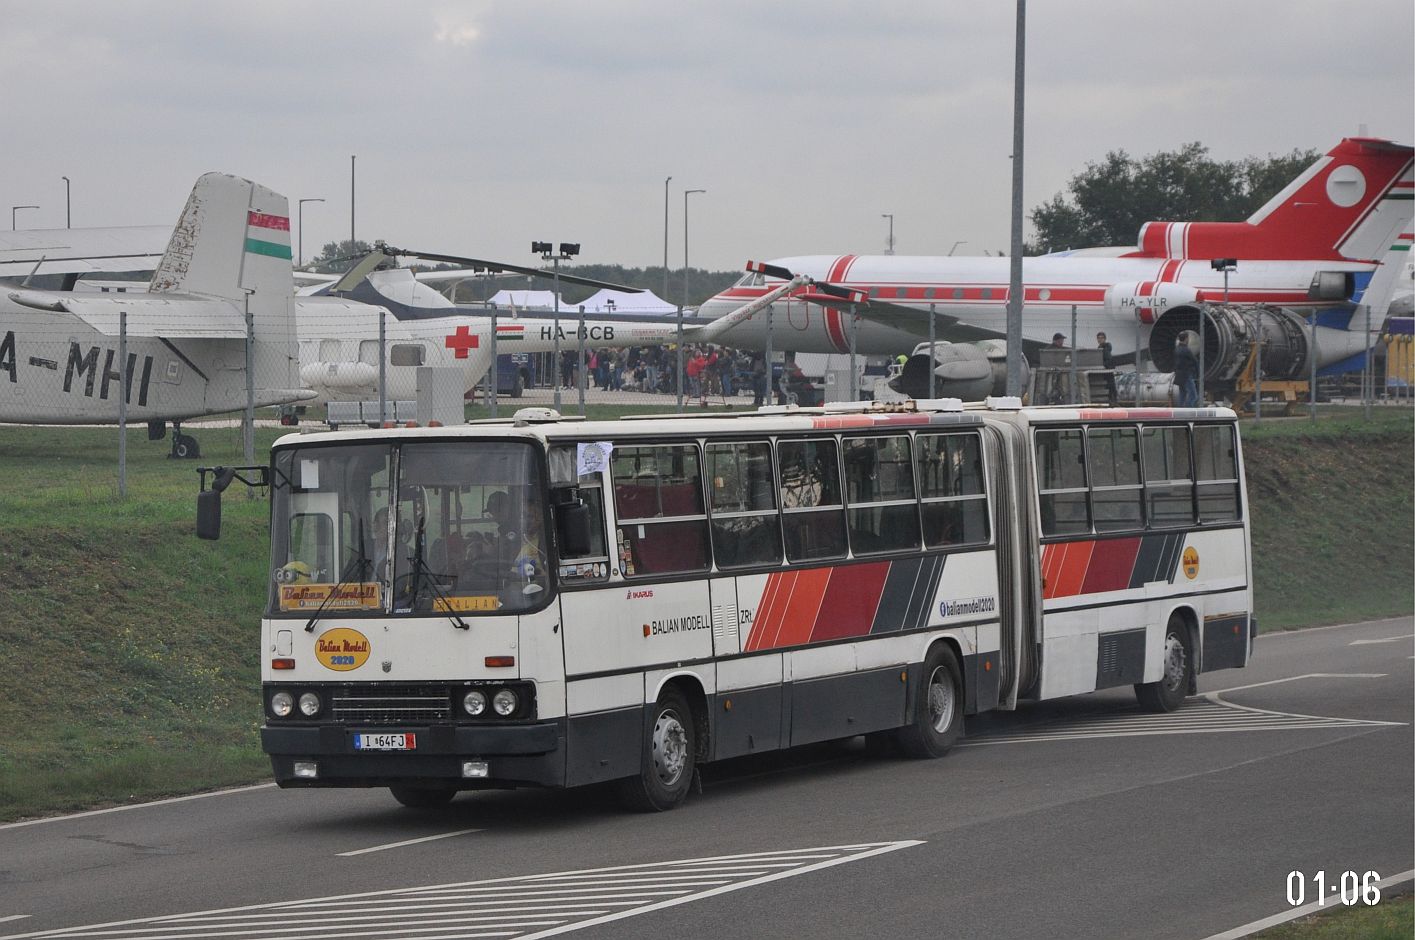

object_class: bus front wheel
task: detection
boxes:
[617,687,696,812]
[390,785,457,809]
[1135,617,1192,713]
[897,645,964,758]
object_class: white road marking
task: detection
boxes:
[0,783,276,831]
[1349,633,1415,645]
[1198,868,1415,940]
[1206,673,1387,694]
[0,842,922,940]
[959,696,1403,748]
[0,918,30,926]
[337,828,482,857]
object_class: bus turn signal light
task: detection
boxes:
[485,656,515,668]
[272,658,296,670]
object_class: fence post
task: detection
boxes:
[378,309,387,425]
[1069,305,1078,404]
[848,302,858,401]
[244,291,255,467]
[118,310,127,499]
[928,302,937,399]
[577,306,587,414]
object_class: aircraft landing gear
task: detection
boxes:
[168,422,201,460]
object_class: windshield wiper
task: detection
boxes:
[304,518,370,633]
[409,514,470,631]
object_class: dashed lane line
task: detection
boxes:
[0,842,924,940]
[337,828,482,857]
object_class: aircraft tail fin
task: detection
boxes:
[1133,138,1413,262]
[149,172,301,391]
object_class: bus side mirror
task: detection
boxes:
[196,466,239,541]
[556,501,593,557]
[196,490,223,540]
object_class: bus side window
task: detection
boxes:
[1193,424,1239,522]
[611,443,710,577]
[778,438,847,562]
[843,435,919,555]
[917,432,990,547]
[1035,428,1090,536]
[1141,426,1195,527]
[1087,425,1143,532]
[707,441,782,569]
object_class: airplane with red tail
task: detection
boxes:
[697,137,1413,397]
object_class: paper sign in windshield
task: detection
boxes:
[435,595,502,612]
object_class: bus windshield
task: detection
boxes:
[269,440,549,617]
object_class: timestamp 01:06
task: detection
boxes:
[1286,870,1381,907]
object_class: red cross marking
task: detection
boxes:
[445,325,480,358]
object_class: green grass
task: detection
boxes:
[1243,408,1413,629]
[1251,891,1413,939]
[0,406,1409,821]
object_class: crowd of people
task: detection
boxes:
[554,344,783,404]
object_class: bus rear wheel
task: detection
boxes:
[390,785,457,809]
[1135,617,1192,713]
[617,688,696,812]
[897,645,964,758]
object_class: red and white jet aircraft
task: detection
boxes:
[698,137,1413,387]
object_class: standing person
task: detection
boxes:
[751,354,767,406]
[1051,332,1066,349]
[1097,331,1117,405]
[1173,332,1199,407]
[645,348,660,394]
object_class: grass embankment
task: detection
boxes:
[0,407,1409,821]
[1251,890,1413,939]
[1243,408,1413,629]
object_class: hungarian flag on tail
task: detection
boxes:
[245,211,292,260]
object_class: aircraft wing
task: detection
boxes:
[806,293,1004,344]
[7,288,247,339]
[0,225,168,277]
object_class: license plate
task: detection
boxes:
[353,733,417,751]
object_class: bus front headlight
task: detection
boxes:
[298,692,322,717]
[492,689,518,717]
[463,690,487,716]
[270,691,294,718]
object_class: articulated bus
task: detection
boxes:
[252,397,1253,810]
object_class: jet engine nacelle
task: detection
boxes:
[887,341,1027,401]
[1104,282,1201,324]
[1147,303,1311,382]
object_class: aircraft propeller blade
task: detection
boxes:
[376,244,644,293]
[744,260,867,304]
[329,249,392,293]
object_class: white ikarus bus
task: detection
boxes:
[241,398,1253,810]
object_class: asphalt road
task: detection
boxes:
[2,616,1410,940]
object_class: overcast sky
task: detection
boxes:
[2,1,1411,274]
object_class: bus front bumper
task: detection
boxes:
[261,720,565,789]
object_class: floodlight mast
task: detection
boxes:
[534,241,580,410]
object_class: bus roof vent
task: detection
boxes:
[512,407,566,426]
[985,396,1024,411]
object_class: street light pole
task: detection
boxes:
[663,176,672,300]
[882,214,895,255]
[61,177,70,228]
[11,205,38,230]
[535,242,580,411]
[350,155,356,244]
[1004,0,1027,396]
[297,198,325,268]
[1208,258,1237,407]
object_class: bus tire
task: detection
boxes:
[897,644,964,759]
[617,687,696,812]
[1135,616,1192,713]
[389,785,457,809]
